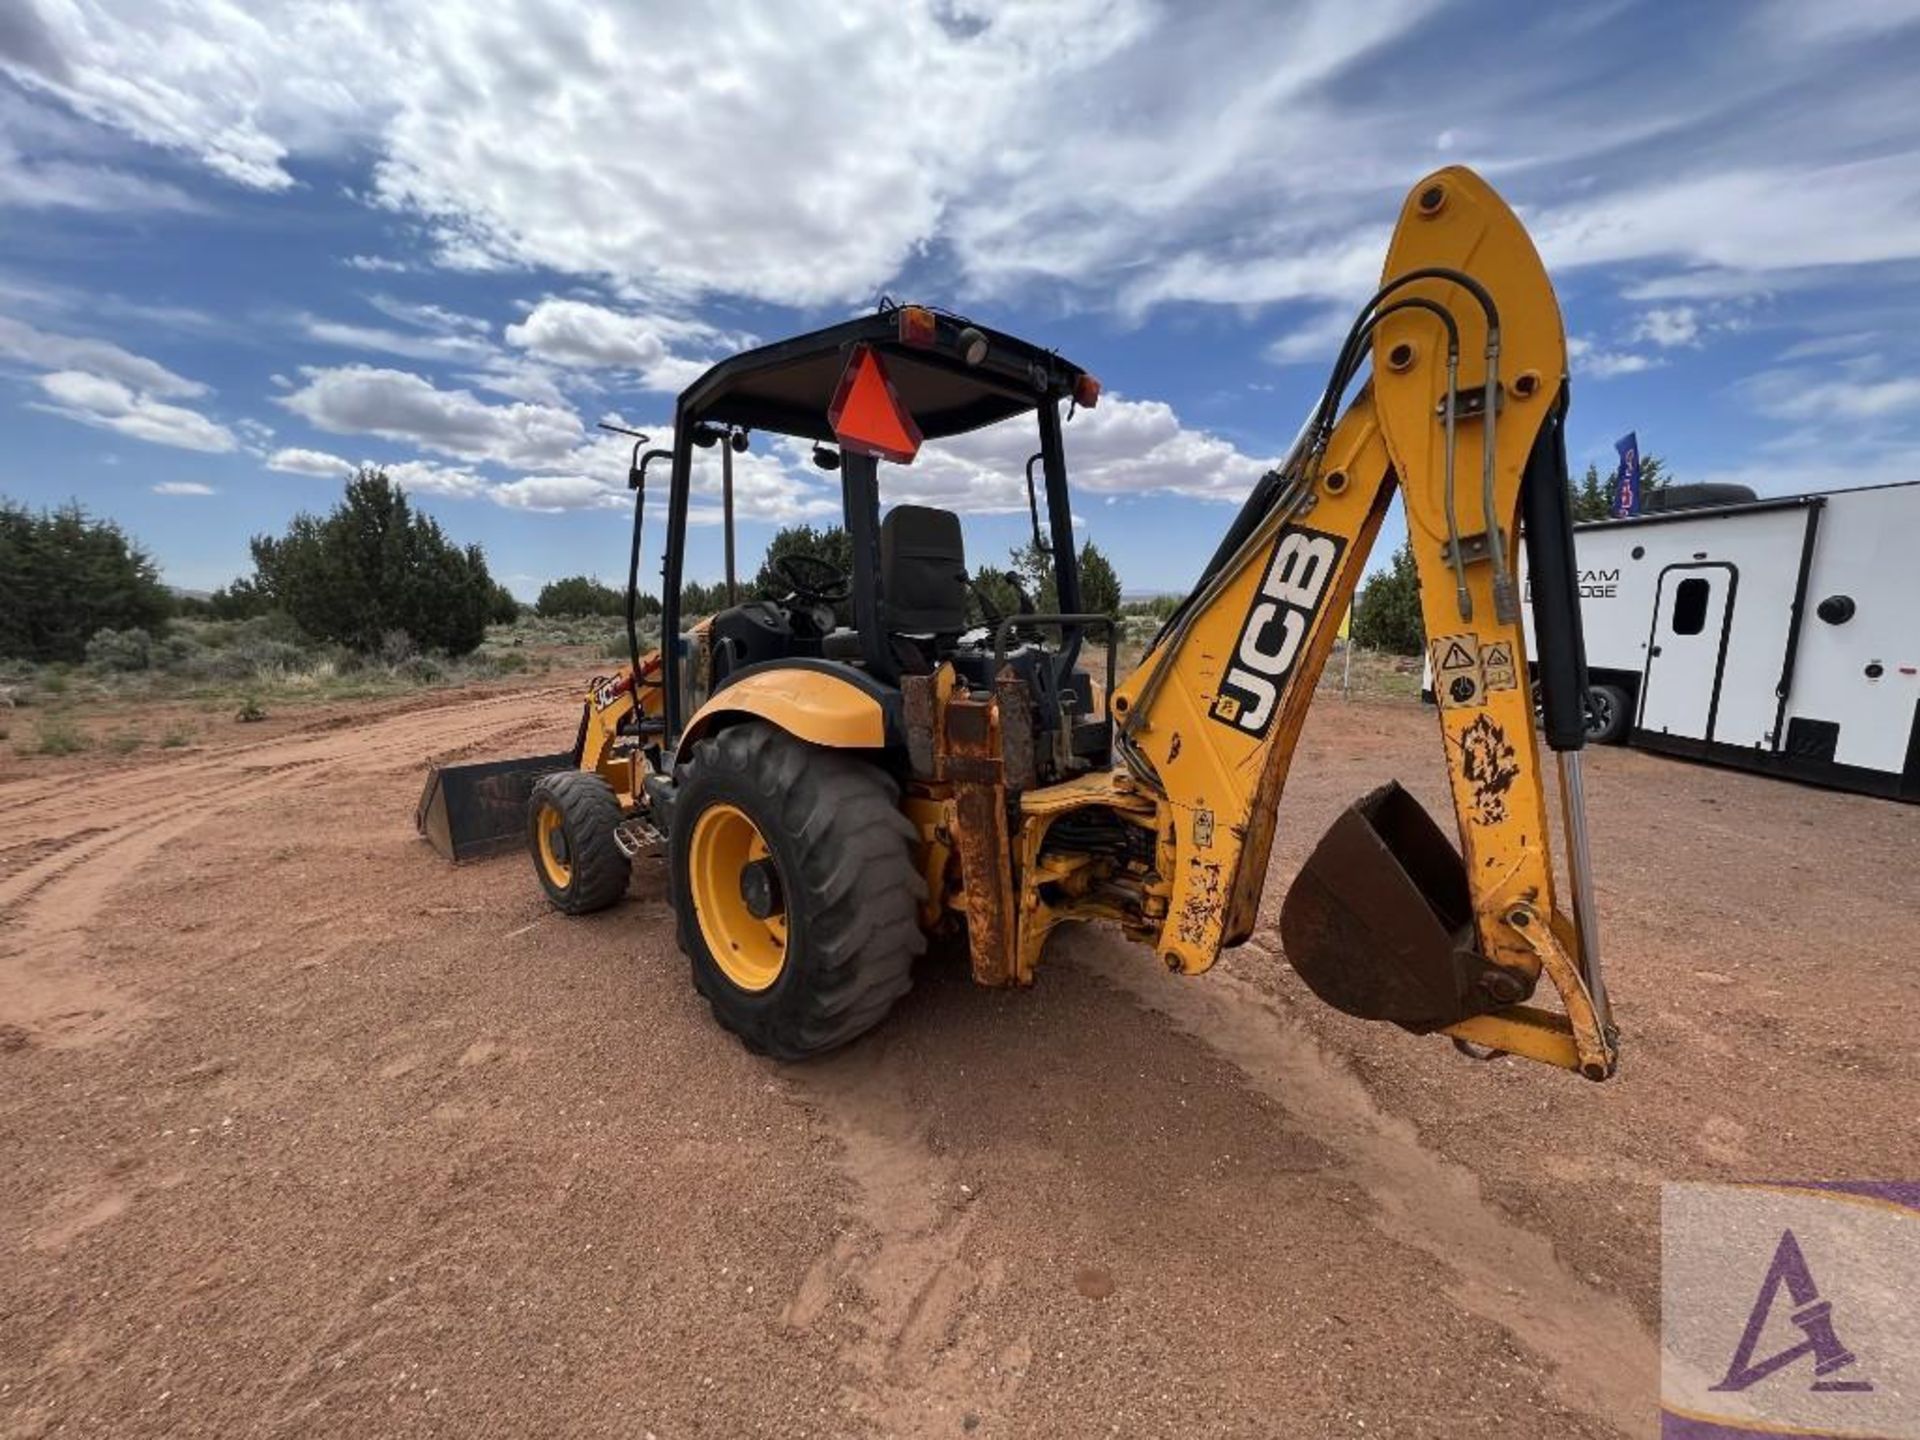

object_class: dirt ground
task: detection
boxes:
[2,678,1915,1438]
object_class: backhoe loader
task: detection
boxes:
[418,166,1618,1079]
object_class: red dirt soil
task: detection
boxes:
[2,680,1914,1438]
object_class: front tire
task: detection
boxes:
[528,771,631,914]
[672,723,926,1060]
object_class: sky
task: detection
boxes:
[3,0,1919,601]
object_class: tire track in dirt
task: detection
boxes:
[0,688,566,1048]
[1061,927,1656,1437]
[780,1038,1026,1436]
[0,685,567,824]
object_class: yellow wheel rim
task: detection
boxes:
[688,802,789,992]
[537,802,573,888]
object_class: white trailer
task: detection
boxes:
[1519,481,1920,801]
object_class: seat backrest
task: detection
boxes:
[881,505,968,636]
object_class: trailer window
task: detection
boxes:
[1671,576,1711,635]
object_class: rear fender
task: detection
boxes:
[678,660,900,754]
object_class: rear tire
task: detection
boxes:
[528,771,631,914]
[1584,683,1632,745]
[672,722,926,1060]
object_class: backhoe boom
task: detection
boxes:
[1075,166,1616,1078]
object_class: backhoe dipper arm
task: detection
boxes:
[1107,167,1616,1079]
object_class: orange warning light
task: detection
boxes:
[827,344,923,464]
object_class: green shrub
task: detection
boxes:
[235,696,268,723]
[1119,593,1184,621]
[106,729,144,754]
[86,627,156,672]
[394,653,445,684]
[537,575,625,617]
[29,714,89,755]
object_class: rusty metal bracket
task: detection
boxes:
[945,689,1017,986]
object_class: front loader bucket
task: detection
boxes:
[1279,781,1520,1032]
[416,752,575,862]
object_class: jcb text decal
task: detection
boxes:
[1209,523,1346,739]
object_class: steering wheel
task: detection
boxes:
[774,552,851,604]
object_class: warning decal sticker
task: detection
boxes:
[1482,640,1519,693]
[1430,632,1484,709]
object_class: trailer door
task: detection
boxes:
[1639,564,1735,740]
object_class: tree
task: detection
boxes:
[536,575,624,617]
[0,500,172,662]
[1352,538,1424,655]
[1006,538,1058,614]
[1571,452,1671,522]
[751,524,854,602]
[966,567,1025,628]
[1075,539,1122,617]
[488,583,523,625]
[680,579,730,617]
[206,576,273,620]
[247,469,496,655]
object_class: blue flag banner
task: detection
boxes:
[1609,431,1643,518]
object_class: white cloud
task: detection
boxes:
[1742,367,1920,423]
[1759,0,1920,46]
[1533,157,1920,280]
[503,298,732,391]
[152,480,215,495]
[1628,306,1700,348]
[490,473,628,513]
[267,446,354,476]
[34,370,237,452]
[0,314,206,396]
[0,87,201,213]
[11,0,1920,320]
[297,315,495,364]
[1567,335,1660,380]
[276,364,583,468]
[266,445,484,497]
[0,0,1445,307]
[837,393,1274,516]
[367,296,490,336]
[0,147,200,213]
[1775,332,1878,362]
[381,458,488,498]
[1266,306,1359,366]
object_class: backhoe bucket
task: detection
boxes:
[1279,781,1515,1032]
[416,752,575,862]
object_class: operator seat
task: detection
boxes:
[819,504,970,672]
[879,504,969,673]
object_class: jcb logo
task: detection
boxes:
[1210,524,1345,739]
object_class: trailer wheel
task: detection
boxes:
[671,722,926,1060]
[528,771,631,914]
[1584,683,1632,745]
